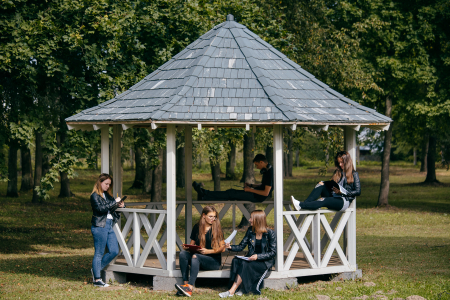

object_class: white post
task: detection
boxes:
[166,124,177,272]
[184,126,193,243]
[311,213,321,267]
[112,125,123,198]
[273,125,284,271]
[101,126,109,174]
[133,212,140,266]
[344,126,357,269]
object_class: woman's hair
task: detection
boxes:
[331,151,355,184]
[198,206,224,249]
[251,210,268,234]
[91,173,113,197]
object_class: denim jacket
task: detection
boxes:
[230,227,276,269]
[90,192,122,227]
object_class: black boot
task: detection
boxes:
[192,181,204,200]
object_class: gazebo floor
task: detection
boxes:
[112,251,343,275]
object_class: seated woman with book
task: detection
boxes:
[176,206,225,297]
[291,150,361,211]
[219,210,276,297]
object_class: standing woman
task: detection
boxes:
[176,206,225,297]
[291,150,361,211]
[90,173,125,287]
[219,210,276,297]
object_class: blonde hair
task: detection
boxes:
[198,206,224,249]
[91,173,113,198]
[251,210,268,234]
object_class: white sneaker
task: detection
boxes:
[291,196,301,211]
[219,291,234,298]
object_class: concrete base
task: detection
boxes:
[101,270,127,284]
[263,277,298,290]
[153,276,184,291]
[332,269,362,281]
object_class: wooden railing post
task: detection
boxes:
[185,125,193,244]
[166,124,177,273]
[273,125,284,271]
[344,126,357,269]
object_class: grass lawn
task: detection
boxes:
[0,162,449,299]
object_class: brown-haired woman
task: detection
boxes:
[175,206,225,297]
[291,150,361,211]
[219,210,276,297]
[90,173,125,287]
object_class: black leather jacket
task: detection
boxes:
[341,171,361,201]
[90,192,122,227]
[230,227,277,269]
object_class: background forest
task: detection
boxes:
[1,0,450,205]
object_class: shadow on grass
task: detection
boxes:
[0,254,94,282]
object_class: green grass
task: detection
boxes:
[0,163,449,299]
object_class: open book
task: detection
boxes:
[323,180,349,195]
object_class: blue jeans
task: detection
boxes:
[91,219,119,279]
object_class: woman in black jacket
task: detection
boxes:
[219,210,276,297]
[291,151,361,211]
[90,173,125,287]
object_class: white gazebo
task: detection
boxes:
[66,14,391,290]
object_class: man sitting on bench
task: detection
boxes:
[192,154,273,203]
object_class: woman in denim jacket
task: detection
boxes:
[219,210,276,297]
[90,173,125,287]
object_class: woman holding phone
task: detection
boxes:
[90,173,125,287]
[219,210,276,297]
[176,206,225,297]
[291,150,361,211]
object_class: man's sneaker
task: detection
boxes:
[291,196,301,211]
[219,290,234,298]
[93,280,110,287]
[90,268,95,283]
[175,284,192,297]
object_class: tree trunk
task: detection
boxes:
[198,153,202,168]
[176,137,185,188]
[238,132,255,228]
[109,136,113,173]
[151,148,163,202]
[131,145,145,189]
[265,145,273,166]
[283,151,288,178]
[296,148,300,168]
[210,160,221,191]
[424,135,438,183]
[226,141,236,180]
[143,167,153,194]
[58,124,72,198]
[420,135,428,172]
[377,95,393,207]
[130,148,134,169]
[7,141,19,197]
[413,147,417,166]
[162,148,167,183]
[287,129,293,177]
[20,145,33,191]
[32,132,43,203]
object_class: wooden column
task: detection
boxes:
[344,127,357,269]
[112,124,122,198]
[184,125,193,243]
[166,124,177,272]
[101,126,109,174]
[273,125,284,271]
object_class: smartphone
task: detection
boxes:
[120,196,127,202]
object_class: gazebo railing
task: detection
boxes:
[109,208,168,275]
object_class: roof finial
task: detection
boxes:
[227,14,234,21]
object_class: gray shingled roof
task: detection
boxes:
[66,15,391,125]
